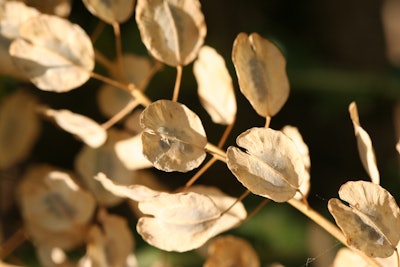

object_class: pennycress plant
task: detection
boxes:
[0,0,399,266]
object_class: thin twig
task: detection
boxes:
[184,157,218,188]
[183,119,235,190]
[91,72,130,91]
[101,99,140,130]
[112,22,125,81]
[217,119,235,148]
[90,72,152,107]
[243,198,270,223]
[297,190,310,209]
[128,84,152,107]
[137,61,164,90]
[221,189,251,217]
[0,227,27,260]
[204,143,227,162]
[288,198,382,267]
[172,65,183,102]
[90,20,106,43]
[94,49,115,72]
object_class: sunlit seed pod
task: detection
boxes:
[135,0,206,66]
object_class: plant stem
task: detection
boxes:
[90,20,106,43]
[243,198,270,223]
[112,22,125,81]
[172,65,183,102]
[101,99,140,130]
[221,189,251,217]
[91,72,130,91]
[137,61,163,90]
[202,124,382,266]
[94,49,115,71]
[288,198,346,244]
[218,120,235,148]
[184,157,218,188]
[184,121,235,189]
[204,143,226,162]
[128,83,152,107]
[265,115,272,128]
[287,198,382,267]
[90,72,152,107]
[0,227,27,260]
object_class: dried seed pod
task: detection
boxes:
[281,125,311,199]
[82,0,135,24]
[85,210,135,267]
[193,45,236,125]
[227,127,305,202]
[9,14,94,92]
[43,108,107,148]
[0,90,40,169]
[95,174,246,252]
[140,100,207,172]
[17,165,96,249]
[135,0,206,66]
[349,102,380,184]
[114,133,153,170]
[328,181,400,258]
[74,129,135,206]
[232,32,289,117]
[204,235,260,267]
[0,1,40,39]
[22,0,72,17]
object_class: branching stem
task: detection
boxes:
[90,72,152,107]
[204,143,226,162]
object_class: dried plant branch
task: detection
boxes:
[112,22,125,81]
[221,189,251,217]
[0,227,27,260]
[204,143,227,162]
[90,72,152,107]
[288,198,383,267]
[184,156,218,189]
[218,120,236,148]
[137,61,164,90]
[90,20,106,43]
[265,115,272,128]
[101,99,140,130]
[172,65,183,102]
[94,49,115,72]
[243,198,271,223]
